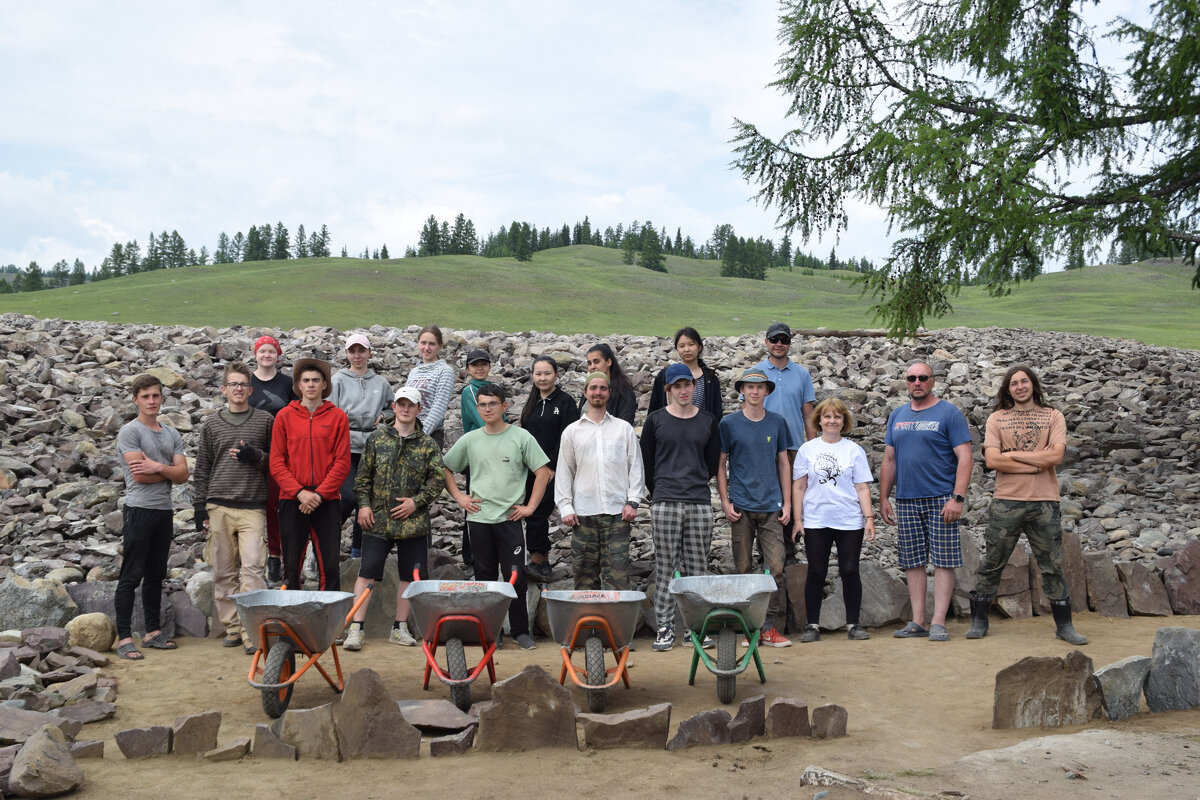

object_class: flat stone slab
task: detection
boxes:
[51,699,116,724]
[993,650,1103,729]
[429,725,476,757]
[397,698,475,732]
[1116,562,1172,616]
[203,737,250,762]
[666,709,732,750]
[1095,655,1151,720]
[578,703,671,750]
[1163,540,1200,615]
[727,695,765,743]
[811,704,848,738]
[252,723,296,760]
[273,704,340,761]
[477,665,576,752]
[332,669,419,759]
[0,706,81,745]
[1084,552,1129,618]
[68,739,104,759]
[115,725,172,758]
[766,697,811,738]
[1145,627,1200,713]
[173,710,221,755]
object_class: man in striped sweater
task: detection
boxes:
[193,362,274,651]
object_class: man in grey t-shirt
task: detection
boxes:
[114,374,189,661]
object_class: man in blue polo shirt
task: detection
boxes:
[755,322,816,563]
[879,362,974,642]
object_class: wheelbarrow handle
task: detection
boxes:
[344,584,372,625]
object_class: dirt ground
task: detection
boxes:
[75,613,1199,800]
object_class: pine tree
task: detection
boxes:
[314,224,332,257]
[22,261,45,292]
[295,224,308,258]
[418,215,441,256]
[69,258,87,285]
[621,229,638,265]
[49,260,69,288]
[214,232,232,263]
[638,222,667,272]
[340,245,349,258]
[232,232,246,262]
[779,234,793,269]
[198,246,209,265]
[581,215,592,243]
[271,222,290,260]
[380,244,389,259]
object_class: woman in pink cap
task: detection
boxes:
[249,335,296,584]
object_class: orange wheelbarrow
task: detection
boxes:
[543,589,646,712]
[233,587,371,718]
[402,568,517,712]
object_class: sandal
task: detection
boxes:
[117,642,144,660]
[142,632,178,650]
[892,621,930,639]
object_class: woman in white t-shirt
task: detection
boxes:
[792,397,876,643]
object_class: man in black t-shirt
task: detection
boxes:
[640,363,720,652]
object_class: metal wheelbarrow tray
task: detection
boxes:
[233,588,371,718]
[401,572,517,711]
[543,589,646,712]
[668,572,777,704]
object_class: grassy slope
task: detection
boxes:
[1,246,1196,349]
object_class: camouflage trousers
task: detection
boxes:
[976,499,1068,600]
[571,514,631,590]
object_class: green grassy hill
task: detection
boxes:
[2,246,1196,349]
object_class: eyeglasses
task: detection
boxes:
[768,336,791,345]
[905,375,932,383]
[476,401,502,410]
[224,382,251,390]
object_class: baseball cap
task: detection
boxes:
[765,322,791,340]
[345,333,371,351]
[394,386,422,405]
[663,363,694,385]
[465,349,491,365]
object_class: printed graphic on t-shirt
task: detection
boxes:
[997,407,1054,451]
[893,420,941,432]
[815,452,842,485]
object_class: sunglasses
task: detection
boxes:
[906,375,932,383]
[768,336,791,345]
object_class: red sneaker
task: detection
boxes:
[755,627,793,648]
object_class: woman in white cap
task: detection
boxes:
[330,332,392,559]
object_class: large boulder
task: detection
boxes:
[1084,553,1129,618]
[64,613,116,652]
[1116,562,1172,617]
[1145,627,1200,713]
[1094,655,1151,721]
[6,724,83,798]
[1162,540,1200,615]
[0,577,77,630]
[817,561,907,629]
[477,665,576,752]
[331,669,420,759]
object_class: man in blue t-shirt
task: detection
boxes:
[879,362,974,642]
[717,368,793,647]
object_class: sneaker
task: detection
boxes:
[389,623,417,647]
[652,626,675,652]
[266,556,282,584]
[800,625,821,643]
[222,632,243,648]
[524,561,551,584]
[700,635,715,650]
[343,625,365,651]
[759,627,792,648]
[847,624,870,640]
[302,550,318,582]
[515,633,537,650]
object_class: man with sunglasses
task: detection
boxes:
[756,322,816,563]
[193,362,274,652]
[879,363,974,642]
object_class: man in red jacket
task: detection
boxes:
[270,358,351,591]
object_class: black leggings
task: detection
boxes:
[803,527,865,625]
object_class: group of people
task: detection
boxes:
[112,322,1086,661]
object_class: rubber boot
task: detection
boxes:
[1050,598,1088,645]
[965,591,992,639]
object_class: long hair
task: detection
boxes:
[993,365,1052,411]
[587,343,632,398]
[520,355,559,427]
[674,326,711,373]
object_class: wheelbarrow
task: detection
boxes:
[543,589,646,712]
[233,587,372,718]
[402,568,517,712]
[668,571,776,703]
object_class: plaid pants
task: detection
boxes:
[651,501,712,630]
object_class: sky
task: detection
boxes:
[0,1,891,271]
[0,1,1144,273]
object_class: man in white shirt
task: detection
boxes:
[556,371,645,589]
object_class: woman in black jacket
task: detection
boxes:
[648,327,723,419]
[583,343,637,425]
[519,355,579,583]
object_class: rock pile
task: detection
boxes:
[0,313,1197,636]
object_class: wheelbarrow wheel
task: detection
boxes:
[262,639,296,718]
[716,627,736,704]
[446,637,471,712]
[585,635,607,713]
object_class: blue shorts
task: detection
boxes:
[895,496,962,570]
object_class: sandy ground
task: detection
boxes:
[73,613,1199,800]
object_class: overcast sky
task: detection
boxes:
[1,1,1141,272]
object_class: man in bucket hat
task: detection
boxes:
[269,358,351,591]
[717,368,794,647]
